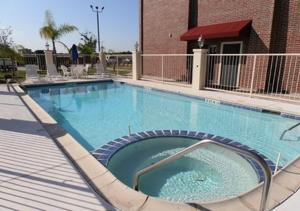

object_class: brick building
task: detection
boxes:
[139,0,300,96]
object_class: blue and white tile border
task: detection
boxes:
[91,130,279,183]
[281,113,300,120]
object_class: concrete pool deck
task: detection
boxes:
[1,78,300,210]
[0,84,115,210]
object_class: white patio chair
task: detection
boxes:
[47,64,64,81]
[61,65,71,78]
[83,64,90,78]
[71,65,85,79]
[24,65,40,83]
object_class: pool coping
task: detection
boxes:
[13,81,300,211]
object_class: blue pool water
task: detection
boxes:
[108,137,259,202]
[26,81,300,167]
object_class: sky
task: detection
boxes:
[0,0,138,53]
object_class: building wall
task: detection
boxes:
[198,0,275,54]
[196,0,276,91]
[270,0,300,53]
[142,0,190,80]
[286,0,300,53]
[268,0,300,94]
[141,0,300,94]
[284,0,300,93]
[142,0,189,54]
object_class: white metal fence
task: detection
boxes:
[7,51,300,102]
[20,54,96,70]
[20,54,46,70]
[141,54,193,85]
[205,54,300,102]
[106,54,132,77]
[17,53,132,77]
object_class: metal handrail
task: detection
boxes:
[133,139,272,211]
[280,122,300,140]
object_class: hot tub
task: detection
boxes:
[93,131,275,203]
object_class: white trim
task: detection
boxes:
[217,41,243,87]
[220,41,243,53]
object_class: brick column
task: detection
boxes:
[192,49,208,90]
[132,51,141,80]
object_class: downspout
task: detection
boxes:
[139,0,143,52]
[139,0,143,75]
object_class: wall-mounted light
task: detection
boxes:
[198,35,205,49]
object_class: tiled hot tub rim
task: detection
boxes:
[92,130,279,183]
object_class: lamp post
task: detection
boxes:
[198,35,206,49]
[90,5,104,53]
[45,42,50,50]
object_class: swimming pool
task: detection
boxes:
[26,81,300,168]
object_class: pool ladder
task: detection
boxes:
[133,139,272,211]
[280,122,300,140]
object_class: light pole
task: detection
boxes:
[90,5,104,53]
[45,42,50,50]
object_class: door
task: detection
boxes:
[220,42,242,89]
[206,45,217,86]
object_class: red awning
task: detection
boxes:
[180,20,252,41]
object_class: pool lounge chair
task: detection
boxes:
[47,64,64,81]
[24,65,40,83]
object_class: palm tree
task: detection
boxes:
[39,10,77,53]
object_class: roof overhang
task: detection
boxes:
[180,20,252,41]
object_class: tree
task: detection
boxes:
[77,32,97,55]
[0,26,13,46]
[0,26,20,60]
[39,10,77,53]
[57,40,70,53]
[0,45,20,60]
[16,45,33,54]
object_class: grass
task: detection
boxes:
[0,71,26,83]
[89,66,132,76]
[0,70,49,83]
